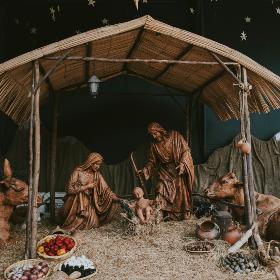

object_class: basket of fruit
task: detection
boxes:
[220,252,259,273]
[4,259,50,280]
[37,234,77,261]
[54,255,97,279]
[184,240,215,254]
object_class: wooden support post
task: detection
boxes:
[50,92,58,222]
[30,60,41,258]
[242,67,257,221]
[25,65,35,259]
[238,65,253,229]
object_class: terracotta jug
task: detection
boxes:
[196,221,220,241]
[224,225,242,245]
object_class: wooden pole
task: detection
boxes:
[237,65,253,229]
[50,92,58,222]
[30,60,41,258]
[44,55,239,66]
[241,66,257,221]
[210,52,242,85]
[25,64,35,259]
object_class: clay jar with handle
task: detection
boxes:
[223,225,242,245]
[196,220,220,241]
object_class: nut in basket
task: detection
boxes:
[184,240,215,254]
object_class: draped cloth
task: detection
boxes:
[145,130,194,220]
[62,153,118,231]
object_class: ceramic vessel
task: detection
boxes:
[224,225,242,245]
[196,220,220,240]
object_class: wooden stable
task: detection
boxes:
[1,15,280,258]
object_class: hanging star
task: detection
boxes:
[57,5,61,12]
[240,31,247,41]
[244,16,251,23]
[30,27,37,35]
[88,0,96,7]
[190,8,195,14]
[102,18,109,25]
[50,6,56,22]
[134,0,139,10]
[276,7,280,14]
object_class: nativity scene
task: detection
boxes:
[0,4,280,280]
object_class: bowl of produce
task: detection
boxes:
[54,255,97,279]
[220,252,259,273]
[184,240,215,254]
[4,259,50,280]
[37,234,77,261]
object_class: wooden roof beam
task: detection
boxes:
[153,44,193,80]
[128,69,191,96]
[123,27,145,72]
[38,62,54,93]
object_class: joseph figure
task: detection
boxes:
[141,122,194,220]
[62,152,120,232]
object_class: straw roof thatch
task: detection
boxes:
[0,15,280,124]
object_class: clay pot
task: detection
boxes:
[224,225,242,245]
[211,210,232,238]
[196,221,220,241]
[236,140,251,154]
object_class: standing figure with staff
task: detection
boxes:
[138,122,194,221]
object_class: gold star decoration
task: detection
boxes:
[244,16,251,23]
[240,31,247,41]
[102,18,109,25]
[276,7,280,14]
[88,0,96,7]
[190,8,195,14]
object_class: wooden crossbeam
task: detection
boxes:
[38,63,54,92]
[154,44,193,80]
[123,27,144,71]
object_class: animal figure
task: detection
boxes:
[205,172,280,241]
[0,159,29,242]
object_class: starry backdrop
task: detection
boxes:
[0,0,280,164]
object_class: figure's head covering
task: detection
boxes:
[79,152,103,170]
[147,122,167,135]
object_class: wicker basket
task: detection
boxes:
[37,234,77,261]
[53,261,97,279]
[258,240,280,268]
[4,259,51,280]
[184,240,215,254]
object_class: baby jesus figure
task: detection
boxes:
[131,187,153,224]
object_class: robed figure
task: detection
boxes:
[62,153,120,232]
[142,122,194,220]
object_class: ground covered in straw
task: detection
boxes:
[0,216,276,280]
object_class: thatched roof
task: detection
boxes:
[1,15,280,124]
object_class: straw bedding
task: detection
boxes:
[0,216,275,280]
